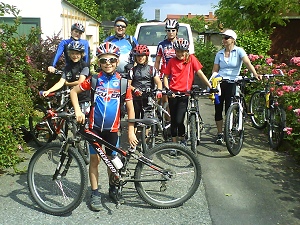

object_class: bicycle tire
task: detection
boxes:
[268,106,286,149]
[189,114,197,154]
[161,102,171,141]
[141,124,156,152]
[224,104,244,156]
[69,119,90,165]
[27,143,88,215]
[134,142,201,208]
[249,91,267,129]
[29,105,54,147]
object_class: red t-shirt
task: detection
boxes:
[164,54,203,92]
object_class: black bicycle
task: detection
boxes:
[171,85,207,154]
[135,89,171,152]
[249,70,286,149]
[27,118,201,216]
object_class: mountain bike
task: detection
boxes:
[135,89,171,152]
[249,70,286,149]
[29,88,71,146]
[29,89,90,164]
[27,118,202,216]
[171,85,207,155]
[223,76,255,156]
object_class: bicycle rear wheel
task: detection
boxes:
[249,91,267,129]
[29,105,54,147]
[268,106,286,149]
[134,143,201,208]
[189,114,197,154]
[224,104,244,156]
[27,143,88,215]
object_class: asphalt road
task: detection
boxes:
[1,97,300,225]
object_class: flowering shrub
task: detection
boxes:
[246,53,300,154]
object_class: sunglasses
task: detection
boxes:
[166,29,176,33]
[115,24,127,29]
[99,57,118,64]
[223,35,232,40]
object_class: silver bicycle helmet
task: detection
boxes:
[67,41,85,52]
[71,23,85,33]
[173,38,189,50]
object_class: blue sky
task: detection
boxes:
[141,0,219,21]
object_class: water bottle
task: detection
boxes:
[111,154,123,170]
[214,94,220,105]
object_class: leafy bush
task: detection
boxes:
[0,3,62,170]
[194,40,218,77]
[0,4,40,170]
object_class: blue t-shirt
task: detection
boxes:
[52,38,90,67]
[104,35,138,73]
[214,46,247,80]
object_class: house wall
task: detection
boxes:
[2,0,99,56]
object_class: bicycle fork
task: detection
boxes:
[52,139,73,180]
[229,102,244,131]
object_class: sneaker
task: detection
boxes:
[90,194,102,211]
[169,149,177,156]
[216,133,224,145]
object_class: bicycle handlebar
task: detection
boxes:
[39,89,71,97]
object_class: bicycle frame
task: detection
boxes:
[77,127,172,183]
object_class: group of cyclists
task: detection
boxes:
[44,16,261,211]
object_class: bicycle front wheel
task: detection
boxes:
[141,124,156,152]
[29,105,54,146]
[268,106,286,149]
[134,143,201,208]
[249,91,267,129]
[189,114,197,154]
[224,104,244,156]
[27,143,88,215]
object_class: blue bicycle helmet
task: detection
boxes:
[114,16,128,26]
[67,41,85,52]
[96,42,120,57]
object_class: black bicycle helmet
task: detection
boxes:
[71,23,85,33]
[96,42,120,58]
[133,45,150,56]
[114,16,128,26]
[173,38,189,50]
[165,19,179,30]
[67,41,85,52]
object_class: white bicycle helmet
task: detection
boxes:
[96,42,120,58]
[165,19,179,30]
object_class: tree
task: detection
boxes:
[94,0,145,25]
[214,0,300,33]
[68,0,145,25]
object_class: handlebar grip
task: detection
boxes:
[39,91,44,96]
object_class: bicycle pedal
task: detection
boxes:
[247,113,254,116]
